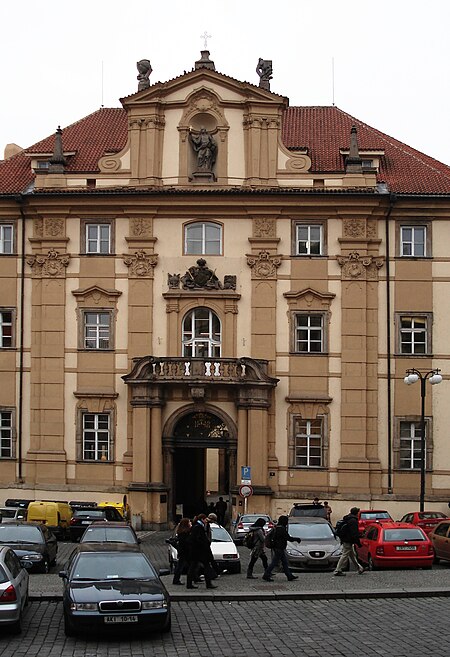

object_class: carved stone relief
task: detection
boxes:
[246,250,282,278]
[130,218,153,238]
[27,249,70,278]
[43,218,64,237]
[168,258,236,290]
[337,251,384,280]
[253,217,276,238]
[34,218,44,237]
[123,250,158,278]
[343,218,366,238]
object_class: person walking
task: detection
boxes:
[262,515,299,582]
[246,517,269,579]
[172,517,191,585]
[186,514,217,589]
[333,506,366,576]
[323,501,333,523]
[214,497,228,526]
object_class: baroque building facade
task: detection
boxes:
[0,52,449,527]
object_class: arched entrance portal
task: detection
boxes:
[163,409,237,521]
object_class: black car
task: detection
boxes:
[0,521,58,573]
[59,544,171,636]
[69,507,125,542]
[289,503,328,519]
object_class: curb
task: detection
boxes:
[30,587,450,603]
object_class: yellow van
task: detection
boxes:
[98,501,130,521]
[27,501,72,539]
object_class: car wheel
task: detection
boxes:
[161,613,171,633]
[230,563,241,574]
[10,615,22,635]
[64,614,76,637]
[367,555,377,571]
[433,555,440,564]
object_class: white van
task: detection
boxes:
[0,507,27,523]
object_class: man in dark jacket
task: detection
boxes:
[262,515,299,582]
[333,506,366,576]
[186,514,217,589]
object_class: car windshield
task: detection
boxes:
[75,510,104,519]
[384,529,426,542]
[361,512,390,520]
[72,553,155,580]
[240,515,268,524]
[211,526,233,542]
[0,525,42,543]
[288,523,335,540]
[418,512,446,520]
[0,510,17,519]
[80,527,137,543]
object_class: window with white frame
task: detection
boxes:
[294,417,323,467]
[182,307,221,358]
[82,413,111,461]
[86,223,111,254]
[294,313,325,353]
[0,310,13,348]
[295,223,323,256]
[83,312,111,350]
[0,411,13,458]
[185,222,222,255]
[399,315,429,355]
[0,225,13,254]
[399,421,424,469]
[400,226,426,257]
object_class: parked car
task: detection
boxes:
[357,510,393,533]
[0,546,30,634]
[356,522,434,570]
[429,518,450,563]
[4,499,32,510]
[285,518,342,571]
[69,507,126,542]
[0,522,58,573]
[27,501,72,540]
[232,514,274,544]
[0,507,27,523]
[98,501,130,520]
[167,522,241,574]
[59,544,171,636]
[289,503,328,519]
[399,511,447,535]
[79,522,140,545]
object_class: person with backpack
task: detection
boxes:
[262,515,299,582]
[245,517,269,579]
[333,506,366,576]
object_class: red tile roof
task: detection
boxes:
[1,103,450,195]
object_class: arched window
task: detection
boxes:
[182,308,221,357]
[184,222,222,255]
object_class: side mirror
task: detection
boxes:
[20,560,33,570]
[59,570,68,579]
[158,568,170,577]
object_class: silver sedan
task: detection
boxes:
[0,545,30,633]
[286,518,342,571]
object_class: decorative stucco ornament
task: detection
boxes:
[123,250,158,278]
[27,249,70,278]
[246,250,282,278]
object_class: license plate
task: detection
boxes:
[396,545,417,551]
[104,615,138,624]
[81,521,90,525]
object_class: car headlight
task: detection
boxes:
[330,546,343,556]
[142,600,168,610]
[286,548,305,556]
[70,603,98,611]
[21,554,42,562]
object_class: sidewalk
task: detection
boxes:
[29,530,450,602]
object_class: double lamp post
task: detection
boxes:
[403,368,442,512]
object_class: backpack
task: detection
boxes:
[264,528,275,549]
[244,529,256,549]
[334,518,348,539]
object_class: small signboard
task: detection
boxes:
[239,484,253,498]
[241,466,251,483]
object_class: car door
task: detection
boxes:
[358,526,377,563]
[5,549,27,607]
[431,521,450,560]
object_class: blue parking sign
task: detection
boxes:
[241,466,251,480]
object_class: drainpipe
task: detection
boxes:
[385,193,397,494]
[15,195,27,483]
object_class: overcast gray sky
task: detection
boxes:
[1,0,449,164]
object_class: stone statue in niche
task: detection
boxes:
[137,59,152,91]
[189,127,217,172]
[256,58,273,91]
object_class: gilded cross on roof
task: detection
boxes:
[200,31,211,49]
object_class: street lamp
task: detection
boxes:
[403,368,443,512]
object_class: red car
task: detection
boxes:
[357,509,393,533]
[399,511,447,535]
[356,521,434,570]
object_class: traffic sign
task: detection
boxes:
[241,466,251,481]
[239,484,253,498]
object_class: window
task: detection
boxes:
[83,312,111,350]
[295,223,323,256]
[398,315,431,355]
[182,308,221,357]
[0,411,13,458]
[0,225,13,254]
[185,222,222,255]
[82,413,111,461]
[294,313,324,353]
[400,226,426,257]
[294,418,323,467]
[399,421,425,469]
[0,311,13,348]
[85,223,111,254]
